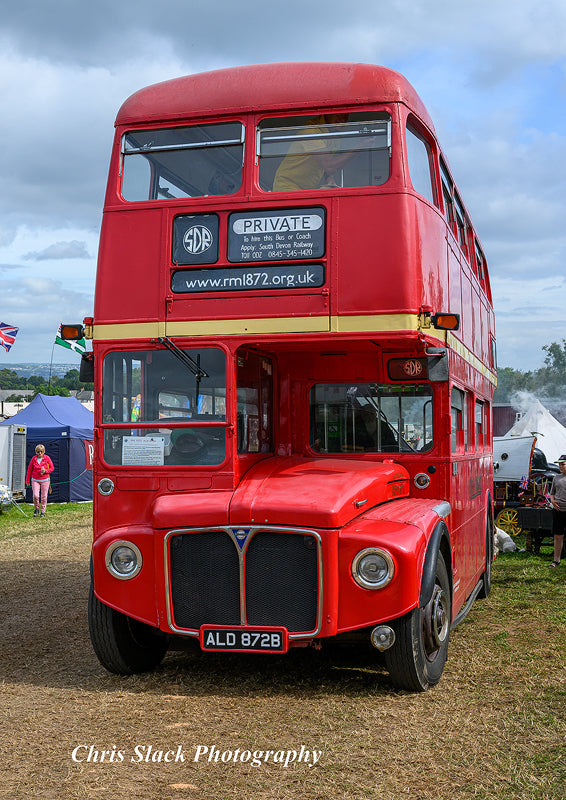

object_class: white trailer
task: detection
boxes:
[0,424,27,499]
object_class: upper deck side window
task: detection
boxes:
[453,192,469,256]
[257,112,391,192]
[120,122,245,201]
[439,157,454,224]
[405,123,437,206]
[474,238,486,283]
[440,156,471,261]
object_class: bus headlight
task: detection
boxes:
[105,541,143,580]
[351,548,394,590]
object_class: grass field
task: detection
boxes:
[0,498,91,539]
[1,501,565,799]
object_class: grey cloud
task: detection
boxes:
[23,240,90,261]
[1,0,565,369]
[3,1,566,72]
[1,276,94,362]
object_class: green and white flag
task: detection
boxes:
[55,324,87,355]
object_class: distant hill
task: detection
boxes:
[2,363,78,380]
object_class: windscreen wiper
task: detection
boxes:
[158,337,209,380]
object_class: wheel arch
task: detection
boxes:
[419,519,452,610]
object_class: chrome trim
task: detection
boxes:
[105,540,143,580]
[351,547,395,590]
[123,133,245,156]
[414,472,431,489]
[433,501,451,519]
[163,525,324,639]
[97,478,115,496]
[224,526,254,626]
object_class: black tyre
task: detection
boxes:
[384,552,451,692]
[88,582,168,675]
[478,504,494,599]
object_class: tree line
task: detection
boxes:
[0,368,93,400]
[494,340,566,402]
[2,340,565,404]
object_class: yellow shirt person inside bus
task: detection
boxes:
[273,114,354,191]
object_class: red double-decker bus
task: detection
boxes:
[73,62,496,691]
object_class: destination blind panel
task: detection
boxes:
[172,264,324,293]
[228,207,325,262]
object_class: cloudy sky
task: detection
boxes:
[1,0,565,370]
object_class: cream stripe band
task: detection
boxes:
[90,314,496,384]
[90,314,419,340]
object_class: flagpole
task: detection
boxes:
[48,339,56,394]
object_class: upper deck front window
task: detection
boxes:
[258,112,391,192]
[121,122,244,201]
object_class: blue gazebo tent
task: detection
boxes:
[0,394,94,502]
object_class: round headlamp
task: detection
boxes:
[105,541,142,580]
[352,548,394,590]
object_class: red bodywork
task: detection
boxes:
[88,63,496,651]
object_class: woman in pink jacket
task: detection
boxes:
[26,444,54,517]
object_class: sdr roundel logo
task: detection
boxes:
[172,214,219,265]
[183,225,213,254]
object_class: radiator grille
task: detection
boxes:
[169,531,240,629]
[245,532,318,631]
[168,529,319,633]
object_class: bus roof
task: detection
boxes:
[116,62,435,131]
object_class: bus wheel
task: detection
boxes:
[478,506,494,599]
[384,552,451,692]
[88,582,168,675]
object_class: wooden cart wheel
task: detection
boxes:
[495,508,522,536]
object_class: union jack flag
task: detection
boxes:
[519,475,530,490]
[0,322,19,353]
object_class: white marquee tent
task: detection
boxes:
[506,398,566,464]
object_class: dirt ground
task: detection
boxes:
[1,516,565,800]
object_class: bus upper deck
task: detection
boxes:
[91,62,494,391]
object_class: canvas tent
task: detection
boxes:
[0,394,94,502]
[506,398,566,465]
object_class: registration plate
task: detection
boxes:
[200,626,287,653]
